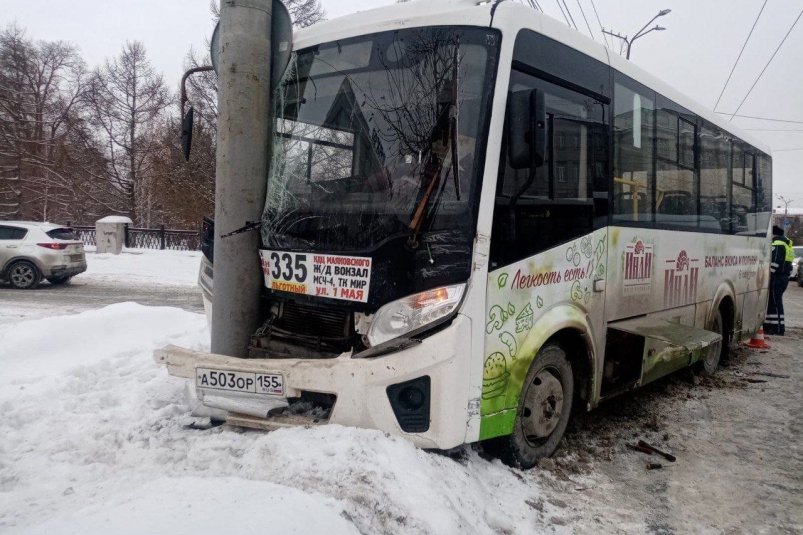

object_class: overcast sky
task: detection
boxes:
[5,0,803,210]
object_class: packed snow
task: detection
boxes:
[0,303,566,534]
[82,247,201,287]
[95,216,133,224]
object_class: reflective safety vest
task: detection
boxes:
[772,238,791,274]
[783,237,794,263]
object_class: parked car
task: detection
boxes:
[0,222,87,289]
[793,246,803,285]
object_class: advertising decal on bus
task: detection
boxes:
[663,250,700,307]
[623,239,654,296]
[480,229,608,439]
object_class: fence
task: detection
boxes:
[68,223,201,251]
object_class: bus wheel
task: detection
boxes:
[505,343,574,468]
[697,308,724,375]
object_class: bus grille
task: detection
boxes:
[261,300,353,355]
[278,301,352,339]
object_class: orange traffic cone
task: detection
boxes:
[745,327,770,349]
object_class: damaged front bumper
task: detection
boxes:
[153,314,474,449]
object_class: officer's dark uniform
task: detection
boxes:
[765,226,792,335]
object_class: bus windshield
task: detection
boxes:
[261,26,498,253]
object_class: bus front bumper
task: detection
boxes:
[153,314,473,449]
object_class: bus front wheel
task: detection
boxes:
[497,343,574,468]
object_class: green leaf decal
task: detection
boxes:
[497,273,509,289]
[536,295,544,308]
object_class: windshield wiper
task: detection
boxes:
[220,220,264,238]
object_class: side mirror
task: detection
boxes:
[181,106,194,161]
[507,89,546,169]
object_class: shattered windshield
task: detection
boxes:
[261,27,499,252]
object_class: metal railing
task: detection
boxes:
[67,222,201,251]
[71,225,97,246]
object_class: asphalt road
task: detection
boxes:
[0,278,203,323]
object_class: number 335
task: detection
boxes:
[269,252,307,282]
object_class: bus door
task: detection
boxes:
[480,66,610,439]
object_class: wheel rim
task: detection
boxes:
[10,264,35,287]
[521,367,564,445]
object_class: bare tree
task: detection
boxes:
[285,0,326,28]
[0,24,96,222]
[88,41,169,225]
[210,0,325,28]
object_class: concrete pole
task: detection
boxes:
[212,0,273,357]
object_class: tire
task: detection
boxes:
[696,308,726,374]
[7,260,41,289]
[47,276,72,285]
[491,343,574,468]
[798,276,803,287]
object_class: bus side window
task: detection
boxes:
[613,74,655,225]
[732,143,755,235]
[755,154,773,236]
[699,124,730,233]
[655,95,698,230]
[489,70,608,268]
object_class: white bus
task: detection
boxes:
[157,0,772,467]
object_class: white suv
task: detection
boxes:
[0,221,87,289]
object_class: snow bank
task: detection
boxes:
[82,248,202,287]
[0,302,207,398]
[0,304,562,534]
[20,477,359,535]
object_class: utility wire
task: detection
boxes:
[555,0,572,27]
[773,148,803,152]
[713,0,767,111]
[589,0,610,48]
[714,112,803,124]
[576,0,596,41]
[561,0,579,30]
[728,7,803,121]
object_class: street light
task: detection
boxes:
[604,9,672,60]
[776,194,794,229]
[626,9,671,59]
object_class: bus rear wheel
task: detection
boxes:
[696,308,725,375]
[495,343,574,469]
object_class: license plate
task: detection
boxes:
[196,368,284,396]
[69,254,84,262]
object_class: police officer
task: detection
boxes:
[765,225,792,335]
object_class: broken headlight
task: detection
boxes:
[365,283,466,347]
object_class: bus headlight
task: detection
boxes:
[366,283,466,347]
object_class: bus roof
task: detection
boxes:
[295,0,771,156]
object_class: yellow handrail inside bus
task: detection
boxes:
[614,176,646,220]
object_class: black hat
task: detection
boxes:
[772,225,784,236]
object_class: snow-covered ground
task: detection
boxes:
[0,303,568,534]
[1,248,801,533]
[82,247,201,287]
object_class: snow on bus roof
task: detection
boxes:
[295,0,771,157]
